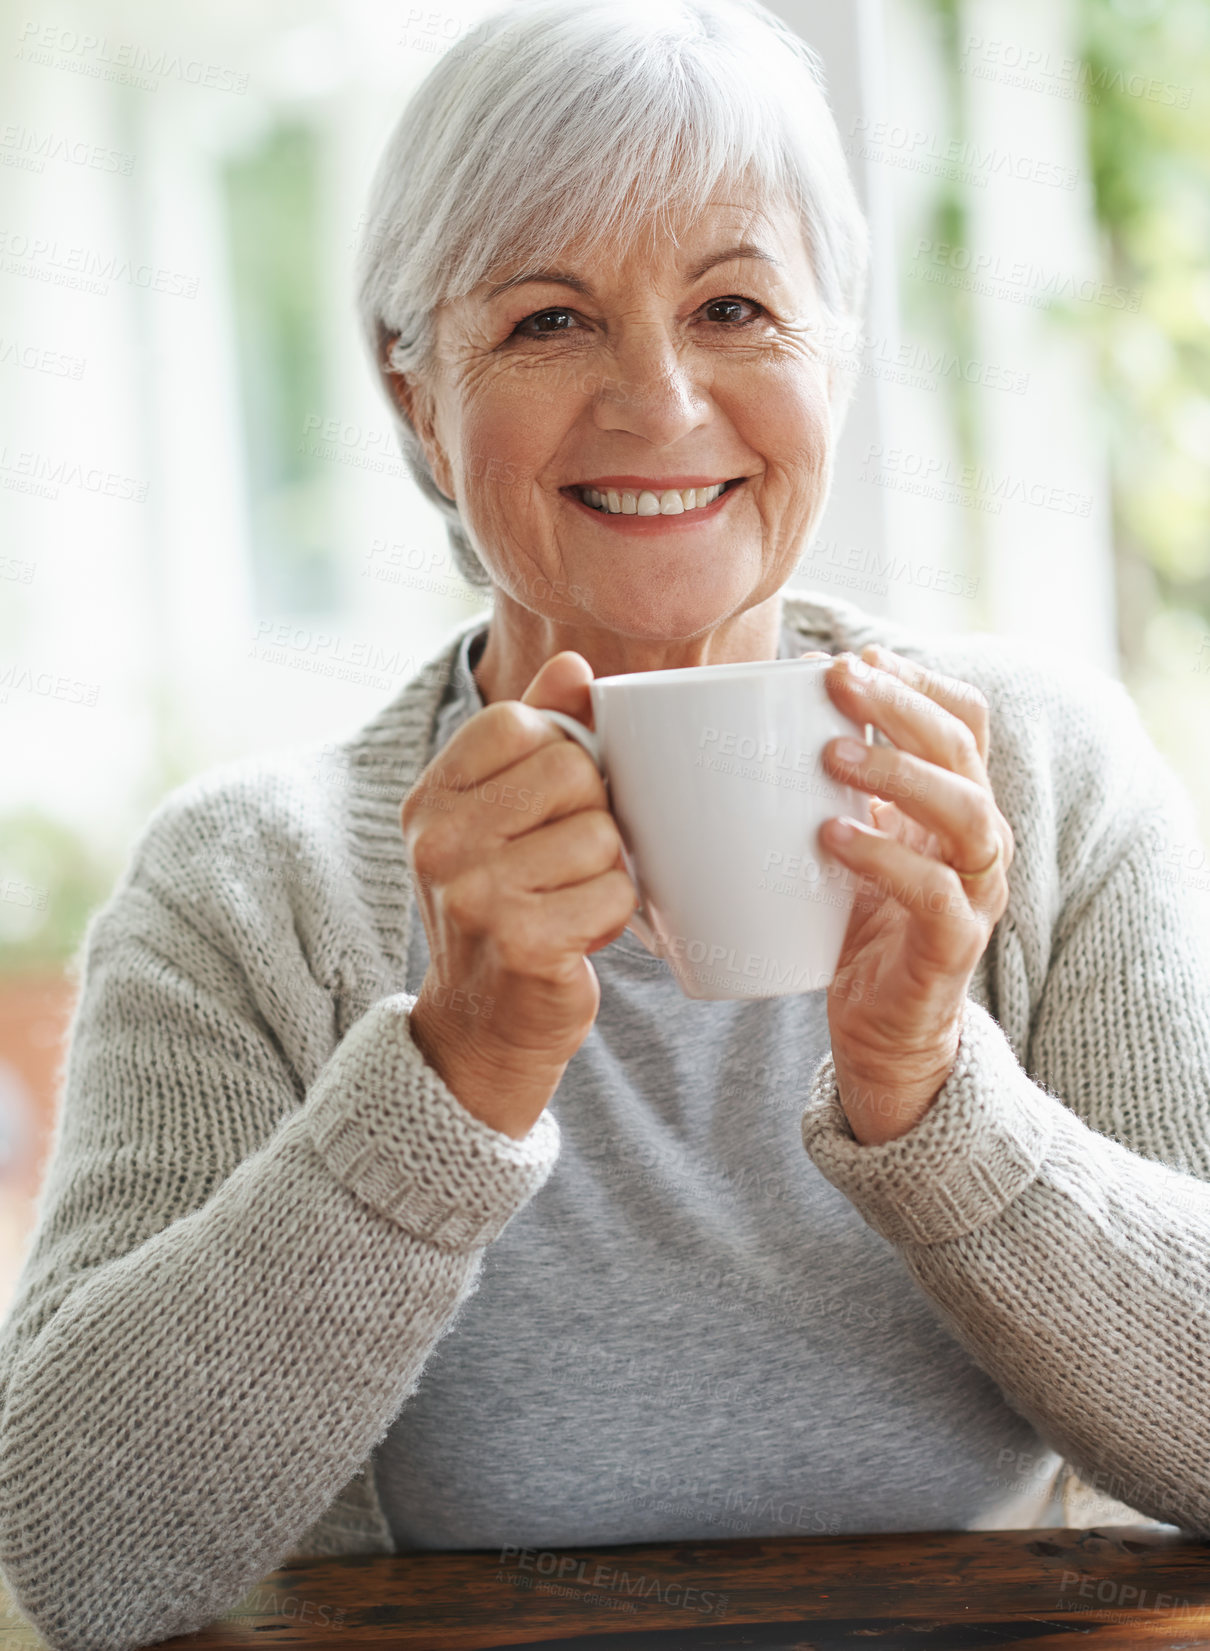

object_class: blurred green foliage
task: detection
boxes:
[0,811,113,978]
[913,0,1210,834]
[915,0,1210,666]
[222,121,341,615]
[1074,0,1210,668]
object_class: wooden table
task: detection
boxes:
[5,1525,1210,1648]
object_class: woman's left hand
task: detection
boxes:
[809,643,1015,1146]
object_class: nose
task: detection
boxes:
[589,325,712,448]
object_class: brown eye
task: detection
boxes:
[513,308,578,337]
[703,297,763,326]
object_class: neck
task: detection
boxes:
[472,588,789,704]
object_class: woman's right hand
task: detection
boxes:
[401,650,640,1140]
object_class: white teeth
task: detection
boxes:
[576,482,728,515]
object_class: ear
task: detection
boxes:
[378,328,455,502]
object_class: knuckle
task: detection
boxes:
[606,866,640,909]
[940,868,967,914]
[583,807,621,860]
[544,738,580,782]
[483,699,546,761]
[951,722,980,766]
[548,737,602,798]
[408,828,445,882]
[413,811,466,868]
[441,865,491,933]
[485,699,529,736]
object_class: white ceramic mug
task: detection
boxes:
[534,656,873,1000]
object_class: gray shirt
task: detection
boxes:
[374,618,1063,1549]
[7,586,1207,1651]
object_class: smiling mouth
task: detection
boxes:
[568,479,744,516]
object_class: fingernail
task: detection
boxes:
[834,737,867,764]
[841,653,872,679]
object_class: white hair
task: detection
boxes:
[355,0,869,588]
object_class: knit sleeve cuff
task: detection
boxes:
[303,993,561,1252]
[799,998,1055,1246]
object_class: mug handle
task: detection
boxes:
[533,708,663,957]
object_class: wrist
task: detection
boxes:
[834,1045,960,1147]
[410,985,564,1141]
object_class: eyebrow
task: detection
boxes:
[483,242,784,301]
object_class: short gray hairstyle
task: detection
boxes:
[355,0,869,589]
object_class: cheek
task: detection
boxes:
[734,359,832,479]
[456,374,570,503]
[777,376,832,476]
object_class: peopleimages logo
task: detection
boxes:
[848,116,1079,191]
[15,21,249,94]
[912,238,1139,312]
[961,34,1193,109]
[0,334,85,378]
[0,228,199,298]
[814,320,1029,396]
[0,121,134,174]
[0,444,148,502]
[802,537,980,600]
[862,443,1093,519]
[497,1545,729,1617]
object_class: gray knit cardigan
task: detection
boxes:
[2,588,1210,1651]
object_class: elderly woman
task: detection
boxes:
[3,0,1210,1645]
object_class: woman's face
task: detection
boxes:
[398,189,836,642]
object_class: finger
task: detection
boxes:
[406,736,610,876]
[801,646,878,752]
[476,869,640,975]
[409,702,566,811]
[869,796,935,857]
[414,651,596,800]
[823,736,1007,875]
[820,816,996,958]
[861,643,991,767]
[868,796,912,848]
[824,652,987,786]
[519,649,596,724]
[499,807,624,893]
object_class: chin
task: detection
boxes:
[573,561,769,645]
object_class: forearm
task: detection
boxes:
[0,996,559,1651]
[801,1000,1210,1534]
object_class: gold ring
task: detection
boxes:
[954,836,1004,883]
